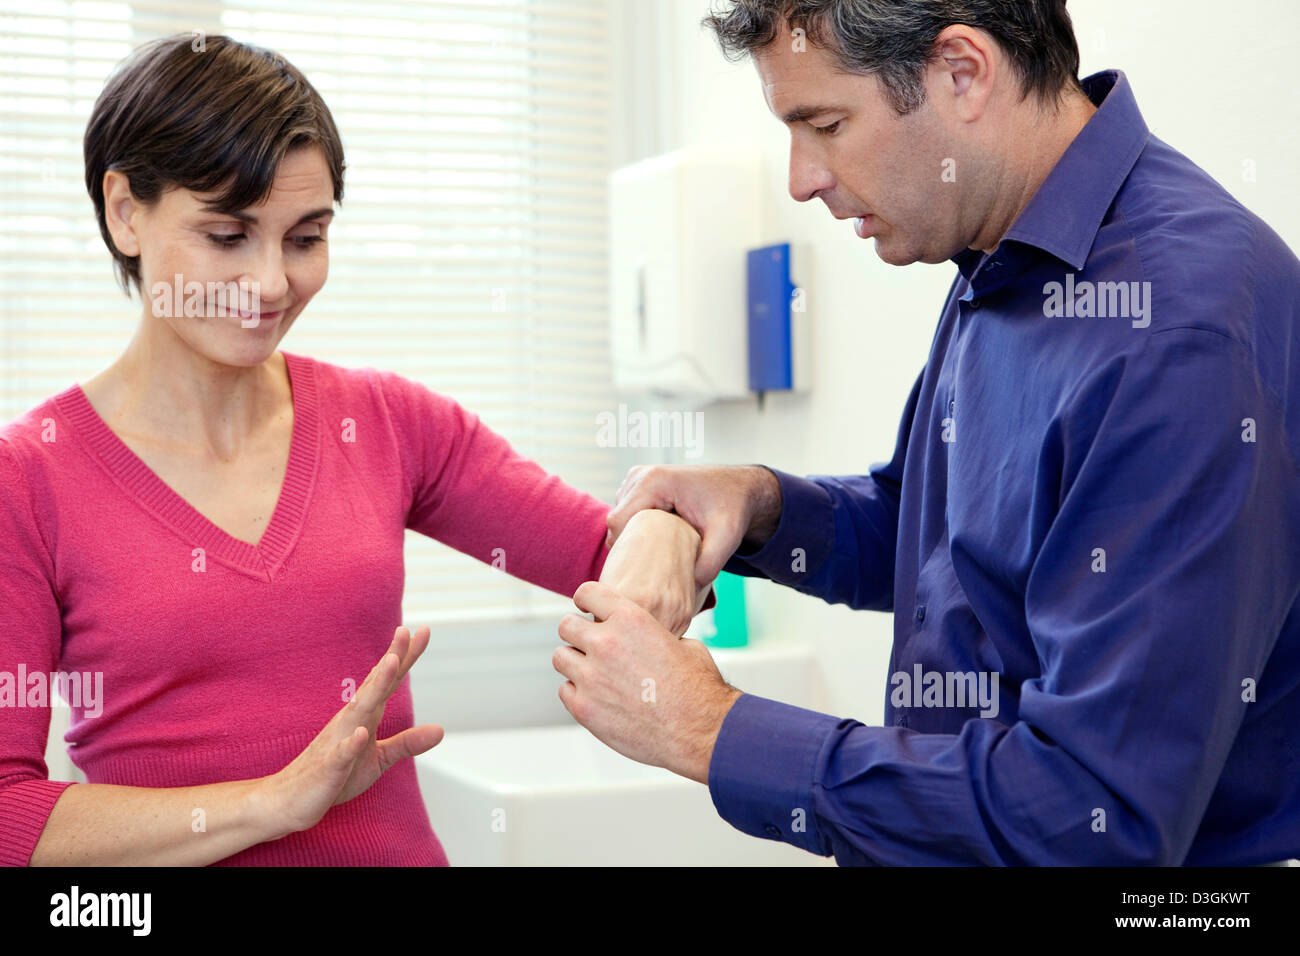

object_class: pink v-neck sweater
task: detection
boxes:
[0,351,610,866]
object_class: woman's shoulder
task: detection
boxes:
[283,351,469,422]
[0,385,79,472]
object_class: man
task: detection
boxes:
[553,0,1300,864]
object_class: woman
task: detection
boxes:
[0,34,703,866]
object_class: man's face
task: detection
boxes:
[756,28,974,265]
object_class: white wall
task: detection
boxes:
[608,0,1300,726]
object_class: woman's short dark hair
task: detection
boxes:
[703,0,1084,115]
[84,34,346,297]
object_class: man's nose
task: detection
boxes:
[788,143,834,203]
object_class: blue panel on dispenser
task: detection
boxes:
[747,243,796,391]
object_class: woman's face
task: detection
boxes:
[105,144,335,368]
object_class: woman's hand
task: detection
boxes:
[258,625,444,837]
[597,509,708,637]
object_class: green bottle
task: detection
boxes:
[702,571,749,648]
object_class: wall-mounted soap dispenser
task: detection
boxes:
[747,241,811,404]
[608,148,762,404]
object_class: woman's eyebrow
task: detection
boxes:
[198,205,335,226]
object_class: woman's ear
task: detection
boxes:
[102,169,142,257]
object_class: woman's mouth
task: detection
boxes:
[233,308,283,326]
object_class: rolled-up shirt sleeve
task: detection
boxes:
[709,328,1296,864]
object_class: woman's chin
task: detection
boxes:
[192,333,285,369]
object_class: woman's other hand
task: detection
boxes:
[260,625,443,837]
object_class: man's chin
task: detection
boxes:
[871,236,952,267]
[872,238,919,267]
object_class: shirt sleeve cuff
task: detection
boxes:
[721,468,836,585]
[708,693,840,856]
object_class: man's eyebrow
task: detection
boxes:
[781,105,834,124]
[198,205,335,226]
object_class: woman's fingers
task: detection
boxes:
[383,625,430,697]
[374,723,444,769]
[338,725,369,762]
[335,624,430,751]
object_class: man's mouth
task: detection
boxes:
[854,215,875,239]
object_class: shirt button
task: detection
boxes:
[898,713,909,728]
[763,824,781,838]
[948,400,955,415]
[970,298,982,310]
[915,604,926,623]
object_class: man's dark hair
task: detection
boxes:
[703,0,1085,115]
[84,34,346,297]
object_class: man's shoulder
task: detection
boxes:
[1110,135,1298,322]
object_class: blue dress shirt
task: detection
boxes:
[711,70,1300,865]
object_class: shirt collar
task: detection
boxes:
[951,69,1150,283]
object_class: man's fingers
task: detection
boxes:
[695,532,736,589]
[605,497,640,543]
[557,679,578,718]
[607,479,669,542]
[572,580,629,622]
[552,641,587,682]
[557,613,596,652]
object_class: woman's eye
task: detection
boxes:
[205,233,324,249]
[815,120,841,136]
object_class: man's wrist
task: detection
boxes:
[739,466,782,553]
[680,684,744,784]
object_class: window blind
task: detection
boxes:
[0,0,619,623]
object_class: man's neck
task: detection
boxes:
[973,90,1099,255]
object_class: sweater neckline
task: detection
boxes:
[55,351,320,581]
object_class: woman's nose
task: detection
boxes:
[239,256,288,309]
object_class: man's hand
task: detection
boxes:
[598,509,708,636]
[605,465,783,590]
[554,581,743,783]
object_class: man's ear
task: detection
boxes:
[102,169,143,257]
[931,24,995,123]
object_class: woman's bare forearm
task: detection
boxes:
[28,777,284,866]
[598,508,704,635]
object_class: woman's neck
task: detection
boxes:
[84,320,290,462]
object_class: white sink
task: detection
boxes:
[413,641,834,866]
[415,723,832,866]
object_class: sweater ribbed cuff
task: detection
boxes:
[0,778,77,866]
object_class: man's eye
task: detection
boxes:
[206,233,245,247]
[814,121,841,136]
[291,235,325,247]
